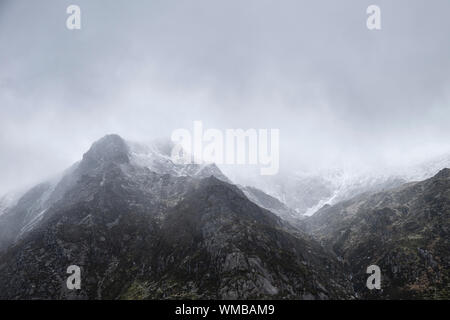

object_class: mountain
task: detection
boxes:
[236,154,450,218]
[0,195,11,217]
[229,172,335,217]
[0,134,354,299]
[0,136,227,251]
[128,139,231,183]
[304,168,450,299]
[240,185,301,224]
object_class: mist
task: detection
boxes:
[1,0,450,194]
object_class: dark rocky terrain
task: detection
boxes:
[0,134,448,299]
[304,169,450,299]
[0,135,354,299]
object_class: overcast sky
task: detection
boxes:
[1,0,450,193]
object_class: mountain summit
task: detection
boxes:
[1,135,448,299]
[82,134,130,166]
[0,134,354,299]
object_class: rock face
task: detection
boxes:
[240,185,301,225]
[304,168,450,299]
[236,155,450,218]
[1,134,448,300]
[0,135,354,299]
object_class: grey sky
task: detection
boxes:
[1,0,450,193]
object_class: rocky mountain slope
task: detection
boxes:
[304,168,450,299]
[0,135,354,299]
[237,154,450,218]
[239,185,301,225]
[1,134,447,300]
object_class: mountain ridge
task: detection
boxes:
[304,168,450,299]
[0,134,354,299]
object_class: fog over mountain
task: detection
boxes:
[1,0,450,195]
[1,1,450,301]
[0,134,448,299]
